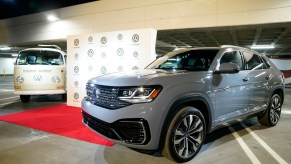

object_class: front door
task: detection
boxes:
[213,50,249,125]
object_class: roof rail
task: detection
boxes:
[219,45,244,49]
[38,44,61,50]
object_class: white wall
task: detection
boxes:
[1,0,291,45]
[0,58,15,75]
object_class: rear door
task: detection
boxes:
[242,51,271,111]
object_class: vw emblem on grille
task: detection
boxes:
[16,76,24,83]
[88,65,93,71]
[33,74,42,82]
[74,53,79,59]
[74,81,78,87]
[95,88,101,96]
[88,36,93,42]
[87,49,94,57]
[101,36,107,44]
[74,93,79,100]
[133,51,139,57]
[117,48,124,56]
[132,66,139,70]
[51,76,60,83]
[117,34,123,40]
[101,52,106,58]
[74,66,79,73]
[100,66,107,74]
[132,34,139,43]
[74,39,79,46]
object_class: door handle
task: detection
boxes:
[243,78,249,82]
[265,75,271,80]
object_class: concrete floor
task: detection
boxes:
[0,75,291,164]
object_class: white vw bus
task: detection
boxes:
[14,45,67,103]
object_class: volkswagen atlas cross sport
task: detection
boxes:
[14,45,67,103]
[82,45,284,163]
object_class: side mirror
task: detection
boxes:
[215,63,240,74]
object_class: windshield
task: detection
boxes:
[147,49,219,71]
[16,50,64,65]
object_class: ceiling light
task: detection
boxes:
[12,53,18,57]
[47,15,58,22]
[250,45,275,49]
[0,46,11,51]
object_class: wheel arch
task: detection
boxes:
[158,95,212,151]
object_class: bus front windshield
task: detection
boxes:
[16,50,64,65]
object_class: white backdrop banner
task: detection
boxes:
[67,29,157,107]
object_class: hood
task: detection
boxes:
[88,69,187,86]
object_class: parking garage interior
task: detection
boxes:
[1,0,291,163]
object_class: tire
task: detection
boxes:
[20,95,30,103]
[258,94,282,126]
[61,93,67,101]
[162,106,206,163]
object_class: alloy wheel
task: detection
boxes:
[173,114,204,159]
[270,95,281,124]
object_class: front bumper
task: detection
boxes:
[81,98,166,150]
[82,111,150,144]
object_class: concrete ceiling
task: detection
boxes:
[1,22,291,58]
[156,22,291,57]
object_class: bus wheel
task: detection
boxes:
[20,95,30,103]
[61,94,67,101]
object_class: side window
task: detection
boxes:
[220,51,243,69]
[243,52,264,70]
[260,56,270,69]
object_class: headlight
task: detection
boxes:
[117,85,162,103]
[16,76,24,83]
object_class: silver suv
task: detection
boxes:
[82,45,285,163]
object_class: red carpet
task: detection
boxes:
[0,104,114,146]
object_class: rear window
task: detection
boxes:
[16,50,64,65]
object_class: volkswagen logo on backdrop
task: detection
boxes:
[88,36,93,42]
[132,34,139,43]
[88,65,93,71]
[74,81,78,87]
[132,66,139,70]
[74,93,79,100]
[101,52,106,58]
[16,76,24,83]
[87,49,94,57]
[74,39,79,46]
[100,66,107,74]
[33,74,42,82]
[74,53,79,59]
[117,34,123,40]
[74,66,79,73]
[117,48,124,56]
[133,51,139,57]
[101,36,107,44]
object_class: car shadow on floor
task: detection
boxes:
[102,117,271,164]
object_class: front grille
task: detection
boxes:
[82,111,150,145]
[86,84,131,109]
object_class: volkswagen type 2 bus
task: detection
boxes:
[14,45,67,103]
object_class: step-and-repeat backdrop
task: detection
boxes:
[67,29,157,107]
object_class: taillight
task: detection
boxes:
[281,72,285,81]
